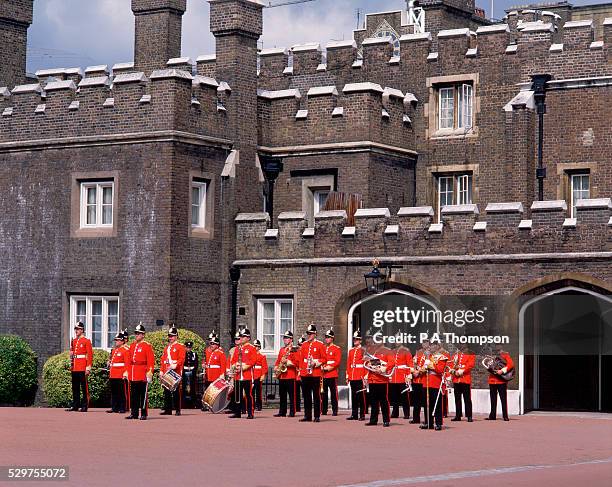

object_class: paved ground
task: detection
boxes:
[1,408,611,487]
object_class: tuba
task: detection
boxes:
[482,355,515,381]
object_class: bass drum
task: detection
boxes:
[203,378,232,413]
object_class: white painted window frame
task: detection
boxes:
[80,181,114,228]
[69,295,120,350]
[191,180,207,228]
[570,173,590,218]
[256,298,294,355]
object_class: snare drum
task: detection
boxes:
[160,369,182,392]
[203,377,232,413]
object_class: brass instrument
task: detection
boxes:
[306,356,315,375]
[362,350,394,378]
[401,373,413,394]
[482,355,515,381]
[274,346,292,378]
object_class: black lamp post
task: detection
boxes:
[364,259,389,294]
[531,73,552,202]
[259,154,284,227]
[229,265,241,339]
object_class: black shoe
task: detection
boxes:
[66,407,78,412]
[503,417,510,421]
[332,412,338,416]
[247,415,254,419]
[79,407,87,412]
[391,413,399,418]
[313,418,320,423]
[451,417,461,422]
[299,418,312,422]
[359,417,366,421]
[118,409,126,414]
[409,419,420,424]
[106,409,115,413]
[485,417,496,421]
[274,413,286,417]
[160,411,172,415]
[322,412,327,416]
[365,422,377,426]
[255,407,262,411]
[289,413,295,417]
[140,415,147,420]
[175,411,181,416]
[346,416,357,420]
[419,424,429,429]
[403,416,410,420]
[467,418,473,422]
[383,422,390,427]
[125,414,137,419]
[229,414,241,418]
[434,425,442,431]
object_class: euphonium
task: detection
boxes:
[482,355,515,381]
[363,350,394,378]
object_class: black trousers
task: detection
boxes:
[71,371,88,409]
[349,380,367,419]
[321,377,338,415]
[411,383,424,422]
[453,383,472,419]
[278,378,296,416]
[295,380,302,412]
[130,380,148,418]
[253,378,263,410]
[163,385,181,413]
[301,376,321,420]
[182,371,197,408]
[110,378,127,412]
[369,383,390,425]
[390,382,410,418]
[234,380,253,417]
[489,383,509,419]
[424,387,443,428]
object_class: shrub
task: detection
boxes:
[133,328,206,409]
[43,349,110,408]
[0,335,38,406]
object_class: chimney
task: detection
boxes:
[0,0,34,88]
[131,0,187,74]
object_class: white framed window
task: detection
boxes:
[437,83,473,131]
[191,181,207,228]
[436,173,473,221]
[256,298,293,355]
[570,173,590,218]
[70,295,119,350]
[313,189,330,215]
[80,181,114,228]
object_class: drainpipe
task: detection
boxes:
[531,74,552,202]
[229,265,241,339]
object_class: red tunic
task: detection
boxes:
[365,347,396,384]
[160,342,186,375]
[275,346,299,380]
[299,339,326,378]
[204,348,226,382]
[488,352,514,385]
[390,347,413,384]
[346,346,365,381]
[109,345,128,379]
[70,336,93,373]
[127,340,155,382]
[229,343,257,381]
[412,350,426,385]
[323,343,342,379]
[423,353,449,389]
[253,352,268,380]
[450,352,476,385]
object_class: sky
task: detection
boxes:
[26,0,609,73]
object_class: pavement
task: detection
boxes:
[1,408,611,487]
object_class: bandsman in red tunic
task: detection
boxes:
[295,334,305,413]
[486,346,514,421]
[450,343,476,422]
[274,331,299,417]
[364,343,395,427]
[299,324,326,422]
[66,321,93,412]
[107,329,129,414]
[390,342,413,419]
[322,329,341,416]
[410,340,429,424]
[201,334,226,411]
[160,325,186,416]
[125,323,155,420]
[228,328,257,419]
[346,330,366,421]
[252,339,268,411]
[419,343,449,431]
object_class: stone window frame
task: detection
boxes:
[71,171,119,238]
[425,73,480,139]
[557,163,597,218]
[189,170,215,240]
[301,174,336,227]
[428,163,479,222]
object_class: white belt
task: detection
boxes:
[207,365,221,369]
[112,363,125,367]
[351,364,364,368]
[326,361,335,364]
[254,365,263,369]
[397,365,409,369]
[75,355,87,359]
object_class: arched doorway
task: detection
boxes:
[519,285,612,413]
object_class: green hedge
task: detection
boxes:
[43,349,110,408]
[142,328,206,409]
[0,335,38,406]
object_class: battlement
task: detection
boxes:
[0,68,234,145]
[257,81,416,151]
[235,199,612,261]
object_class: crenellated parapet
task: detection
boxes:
[0,68,233,145]
[235,199,612,261]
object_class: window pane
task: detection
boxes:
[263,335,274,350]
[102,186,113,205]
[191,205,199,226]
[457,175,472,205]
[280,302,292,320]
[102,205,112,225]
[262,302,275,320]
[263,317,275,335]
[439,88,454,129]
[92,332,102,348]
[192,186,200,205]
[92,300,102,316]
[76,300,86,318]
[86,205,96,225]
[108,300,118,317]
[87,187,96,205]
[439,177,454,207]
[459,84,473,129]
